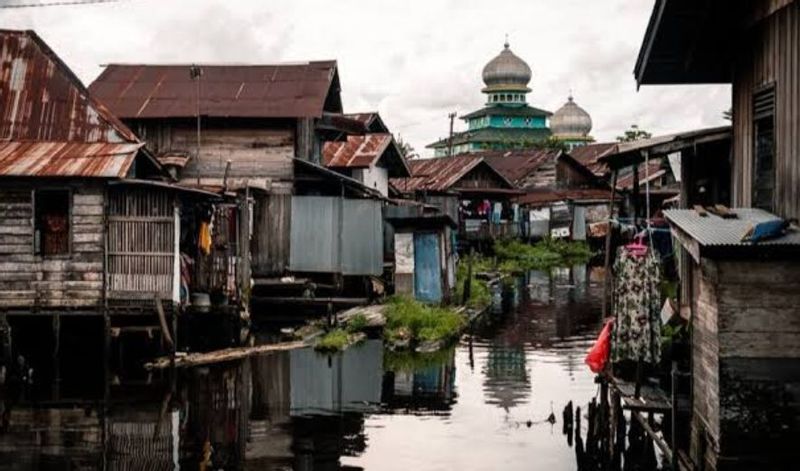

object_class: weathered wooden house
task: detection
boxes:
[390,154,519,250]
[89,63,386,307]
[629,1,800,468]
[482,149,612,241]
[0,30,244,363]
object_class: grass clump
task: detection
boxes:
[493,238,593,271]
[384,296,466,346]
[455,258,492,308]
[345,313,369,333]
[315,329,352,352]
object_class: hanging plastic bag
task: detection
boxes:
[585,319,613,373]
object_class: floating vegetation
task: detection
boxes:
[315,329,365,352]
[493,238,594,272]
[384,296,466,349]
[384,346,456,372]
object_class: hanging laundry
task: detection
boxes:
[492,202,502,224]
[199,221,212,255]
[611,247,662,364]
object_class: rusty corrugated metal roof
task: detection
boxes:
[390,154,514,193]
[323,133,411,178]
[480,149,560,188]
[515,188,612,206]
[0,29,138,143]
[323,133,392,168]
[0,141,142,177]
[343,112,388,133]
[616,160,666,190]
[89,61,341,119]
[568,142,616,176]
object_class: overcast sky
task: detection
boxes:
[4,0,731,156]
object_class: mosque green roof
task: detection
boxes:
[427,127,552,149]
[461,105,552,120]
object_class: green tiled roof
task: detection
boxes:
[461,105,552,120]
[428,127,552,149]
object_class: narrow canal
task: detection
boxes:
[0,265,605,470]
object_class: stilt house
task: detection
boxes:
[629,1,800,468]
[0,30,229,313]
[89,62,386,306]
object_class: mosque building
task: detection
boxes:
[428,41,594,156]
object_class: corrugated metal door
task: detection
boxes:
[107,188,176,301]
[341,199,383,275]
[413,232,442,303]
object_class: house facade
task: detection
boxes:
[634,1,800,469]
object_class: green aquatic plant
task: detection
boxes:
[384,347,456,372]
[384,296,466,346]
[493,238,594,271]
[346,313,369,333]
[316,329,361,352]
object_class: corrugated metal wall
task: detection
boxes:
[341,199,383,275]
[732,1,800,219]
[289,196,383,275]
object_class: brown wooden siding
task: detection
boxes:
[107,188,176,301]
[732,2,800,219]
[690,258,800,467]
[454,165,510,190]
[0,182,105,309]
[131,120,295,186]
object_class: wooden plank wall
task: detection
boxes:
[107,188,175,300]
[690,260,721,471]
[251,193,292,276]
[0,183,105,309]
[732,1,800,219]
[691,258,800,467]
[715,259,800,459]
[176,127,294,181]
[132,120,296,185]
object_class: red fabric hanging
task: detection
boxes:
[585,319,614,373]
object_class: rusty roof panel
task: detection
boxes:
[390,154,513,193]
[515,188,612,206]
[0,29,138,143]
[343,112,388,133]
[616,160,666,190]
[323,133,392,168]
[89,61,340,119]
[480,149,560,187]
[568,142,616,176]
[0,141,141,178]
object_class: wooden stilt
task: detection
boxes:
[52,312,61,401]
[602,171,618,318]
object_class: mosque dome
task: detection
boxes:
[482,41,532,92]
[550,94,593,137]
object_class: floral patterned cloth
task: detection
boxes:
[611,247,662,364]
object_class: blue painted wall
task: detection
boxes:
[413,232,442,303]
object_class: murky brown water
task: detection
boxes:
[0,266,605,470]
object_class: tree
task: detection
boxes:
[395,135,419,159]
[616,124,652,142]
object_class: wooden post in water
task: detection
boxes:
[462,248,474,305]
[602,171,618,318]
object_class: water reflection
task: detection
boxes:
[0,265,606,470]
